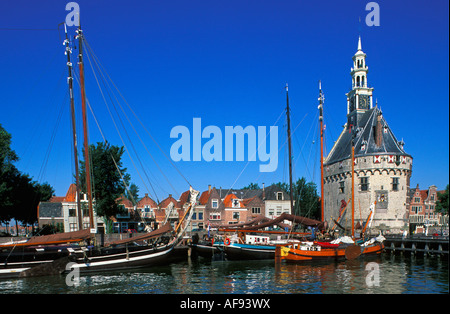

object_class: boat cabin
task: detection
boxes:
[245,235,270,245]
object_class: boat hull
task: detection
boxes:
[68,243,176,274]
[0,245,77,279]
[278,242,384,262]
[0,242,178,278]
[224,243,275,260]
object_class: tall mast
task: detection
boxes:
[285,84,294,215]
[318,81,324,222]
[64,23,83,230]
[76,23,95,229]
[351,137,355,239]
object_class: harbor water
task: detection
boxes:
[0,254,447,294]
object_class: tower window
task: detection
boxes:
[360,177,369,191]
[339,181,345,194]
[392,177,399,191]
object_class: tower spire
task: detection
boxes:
[357,36,362,51]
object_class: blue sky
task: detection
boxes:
[0,0,448,202]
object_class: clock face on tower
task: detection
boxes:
[359,94,369,109]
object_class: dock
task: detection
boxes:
[384,235,449,257]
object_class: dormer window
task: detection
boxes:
[277,192,283,200]
[212,199,218,209]
[232,199,240,208]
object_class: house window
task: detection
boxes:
[198,211,203,220]
[210,213,221,220]
[392,177,399,191]
[252,207,261,214]
[339,181,345,194]
[431,194,435,201]
[360,177,369,191]
[69,223,77,232]
[69,208,76,217]
[232,199,240,208]
[414,197,420,203]
[277,192,283,200]
[212,199,218,209]
[232,212,240,220]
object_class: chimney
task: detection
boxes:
[169,194,172,198]
[375,112,383,147]
[145,193,148,198]
[208,185,211,192]
[262,183,265,200]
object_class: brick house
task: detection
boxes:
[197,184,290,228]
[407,184,447,233]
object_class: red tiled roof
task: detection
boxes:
[65,184,77,202]
[179,190,190,206]
[116,195,134,208]
[49,184,77,203]
[49,196,65,203]
[159,195,180,209]
[242,196,257,207]
[223,194,243,208]
[199,190,211,205]
[137,193,158,208]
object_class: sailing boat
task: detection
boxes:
[0,22,198,278]
[201,85,325,261]
[218,213,323,260]
[275,82,384,262]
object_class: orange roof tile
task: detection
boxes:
[179,190,190,206]
[65,184,77,202]
[223,194,243,208]
[116,195,134,208]
[159,195,180,209]
[199,190,211,205]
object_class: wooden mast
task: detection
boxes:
[64,23,83,230]
[285,84,294,215]
[351,139,355,239]
[318,81,324,222]
[76,23,95,229]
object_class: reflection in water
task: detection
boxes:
[0,255,447,294]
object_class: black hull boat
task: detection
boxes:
[223,243,276,260]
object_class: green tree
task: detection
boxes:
[436,184,449,215]
[125,183,140,204]
[0,124,19,223]
[242,183,260,190]
[275,177,320,219]
[80,142,130,217]
[1,124,54,226]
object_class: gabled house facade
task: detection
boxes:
[38,184,103,233]
[407,184,447,233]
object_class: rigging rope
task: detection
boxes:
[81,45,164,202]
[82,37,192,189]
[222,108,285,198]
